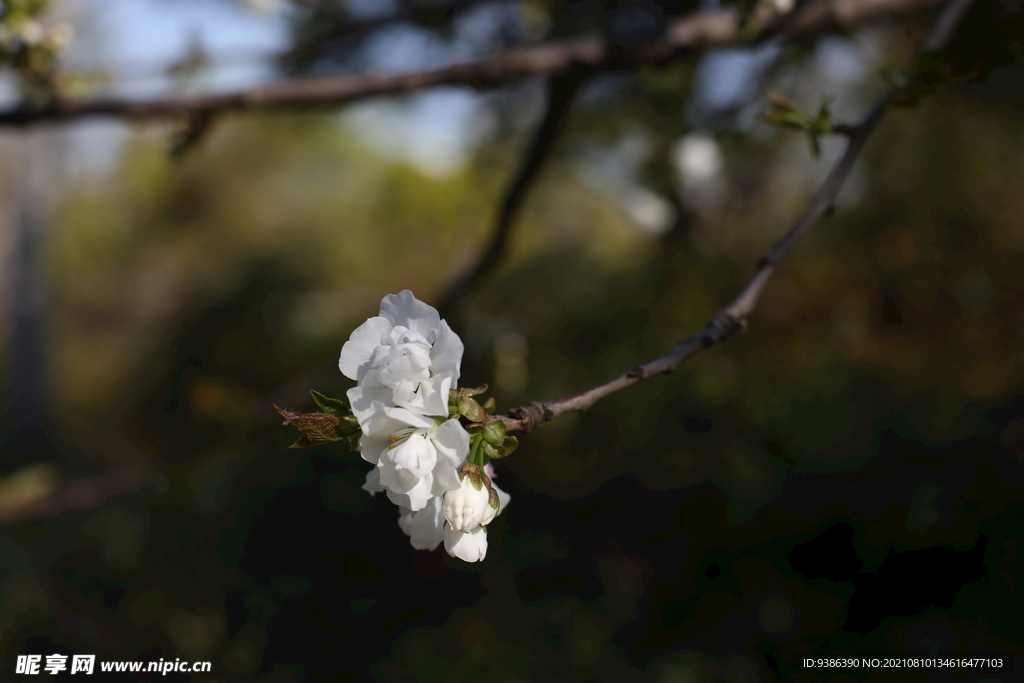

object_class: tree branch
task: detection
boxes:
[436,67,589,315]
[0,0,946,127]
[496,0,976,434]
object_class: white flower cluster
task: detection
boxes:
[339,291,509,562]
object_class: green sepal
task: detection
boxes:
[310,390,350,414]
[483,442,501,460]
[461,384,489,396]
[459,397,488,423]
[482,397,496,413]
[501,436,518,457]
[336,415,361,437]
[468,433,486,468]
[481,420,506,447]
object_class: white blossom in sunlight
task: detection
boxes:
[340,290,463,411]
[341,291,469,510]
[355,383,468,510]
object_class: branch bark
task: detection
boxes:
[0,0,946,127]
[496,0,976,434]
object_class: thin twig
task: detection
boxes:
[437,68,589,315]
[495,0,976,434]
[0,0,945,127]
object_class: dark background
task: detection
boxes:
[0,0,1022,681]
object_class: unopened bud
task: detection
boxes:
[443,462,499,532]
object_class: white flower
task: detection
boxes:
[443,464,499,533]
[354,375,468,511]
[398,497,446,550]
[339,290,463,404]
[444,524,488,562]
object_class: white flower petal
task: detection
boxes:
[430,461,461,497]
[429,321,464,381]
[398,497,445,550]
[372,341,432,388]
[339,316,393,381]
[381,405,435,429]
[399,372,452,418]
[432,419,471,466]
[347,380,395,427]
[362,467,384,494]
[386,487,432,511]
[357,433,390,465]
[387,431,437,477]
[379,290,441,339]
[444,524,488,562]
[378,457,433,499]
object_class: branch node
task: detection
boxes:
[626,365,646,380]
[706,311,740,342]
[508,402,549,433]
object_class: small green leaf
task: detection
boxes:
[310,390,349,414]
[482,397,496,413]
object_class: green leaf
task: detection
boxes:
[310,390,349,414]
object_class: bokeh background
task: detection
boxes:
[0,0,1022,681]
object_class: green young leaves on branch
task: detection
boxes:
[758,91,835,158]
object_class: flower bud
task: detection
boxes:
[443,463,499,533]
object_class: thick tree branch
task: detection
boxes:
[0,0,945,127]
[496,0,975,434]
[437,68,589,315]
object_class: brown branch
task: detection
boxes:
[495,0,976,434]
[0,0,946,127]
[436,67,589,315]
